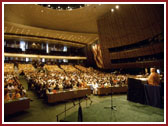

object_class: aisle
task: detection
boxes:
[19,76,28,90]
[5,76,92,122]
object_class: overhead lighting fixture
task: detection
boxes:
[41,10,44,12]
[115,5,119,9]
[38,4,85,10]
[111,9,114,12]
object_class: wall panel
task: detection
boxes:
[97,4,164,69]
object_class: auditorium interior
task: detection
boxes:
[3,4,165,122]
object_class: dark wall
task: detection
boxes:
[97,4,164,69]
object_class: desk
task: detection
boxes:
[47,88,91,103]
[4,97,30,116]
[144,84,162,108]
[135,78,148,84]
[97,86,128,95]
[127,78,163,108]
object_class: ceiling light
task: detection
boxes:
[115,5,119,9]
[41,10,44,12]
[111,9,114,12]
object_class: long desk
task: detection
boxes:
[47,88,91,103]
[127,78,163,108]
[97,86,128,95]
[4,97,30,116]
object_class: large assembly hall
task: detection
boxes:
[3,4,164,123]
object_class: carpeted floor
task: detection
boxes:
[4,76,164,122]
[63,95,164,122]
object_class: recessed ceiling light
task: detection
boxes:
[115,5,119,9]
[111,9,114,12]
[41,10,44,12]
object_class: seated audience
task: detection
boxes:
[4,73,27,101]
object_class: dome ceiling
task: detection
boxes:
[4,4,118,46]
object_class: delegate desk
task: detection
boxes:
[97,86,128,95]
[127,78,163,108]
[4,97,30,116]
[47,88,91,103]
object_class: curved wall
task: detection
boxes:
[97,4,164,69]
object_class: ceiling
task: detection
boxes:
[4,4,118,46]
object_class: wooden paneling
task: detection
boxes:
[110,43,164,59]
[110,60,164,69]
[97,4,164,69]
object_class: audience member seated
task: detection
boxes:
[60,65,79,72]
[148,68,160,86]
[43,64,63,72]
[75,65,89,72]
[4,73,27,102]
[18,64,35,73]
[4,63,14,73]
[25,66,128,97]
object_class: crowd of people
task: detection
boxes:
[4,62,163,102]
[4,73,27,102]
[25,65,127,97]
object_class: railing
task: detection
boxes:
[56,96,93,122]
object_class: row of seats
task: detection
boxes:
[4,63,90,74]
[4,73,27,102]
[60,65,79,72]
[18,64,35,73]
[4,63,14,73]
[75,65,93,72]
[43,64,63,72]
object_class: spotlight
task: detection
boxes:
[111,9,114,12]
[115,5,119,9]
[48,5,51,7]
